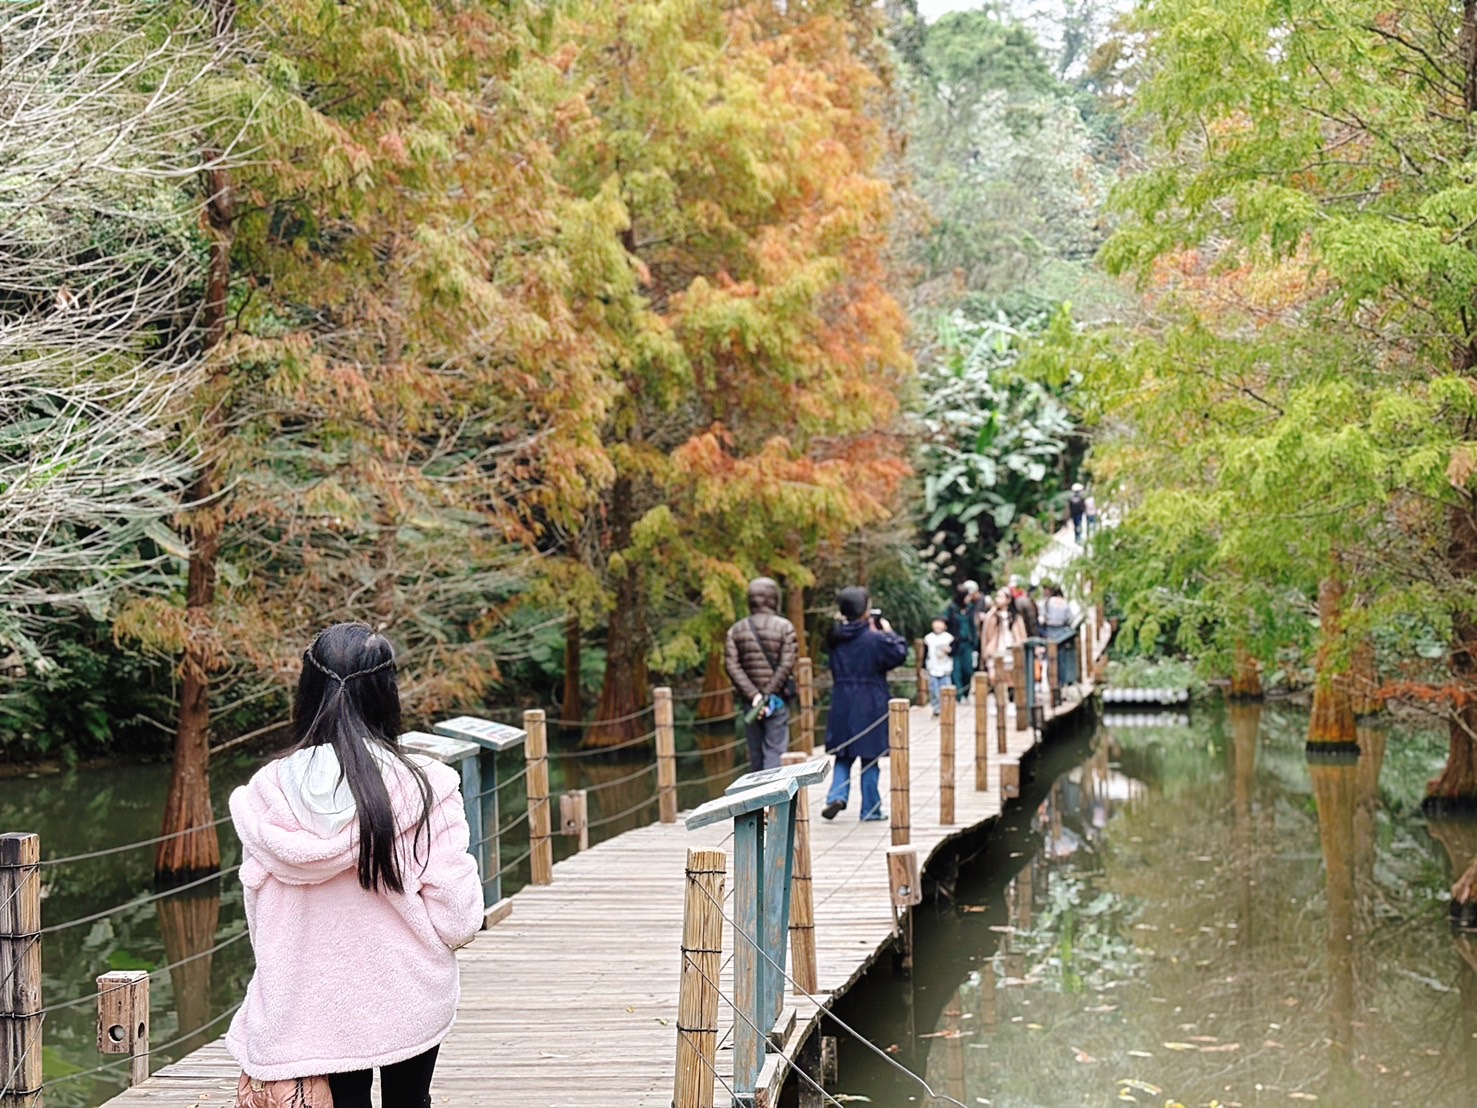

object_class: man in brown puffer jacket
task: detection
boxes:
[725,577,800,771]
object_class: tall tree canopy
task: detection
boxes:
[1070,0,1477,801]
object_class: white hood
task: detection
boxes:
[276,744,375,837]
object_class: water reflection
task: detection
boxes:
[831,704,1477,1107]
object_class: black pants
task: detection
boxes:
[327,1045,439,1108]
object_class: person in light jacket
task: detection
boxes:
[821,586,909,821]
[226,622,484,1108]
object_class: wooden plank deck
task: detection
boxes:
[104,630,1107,1107]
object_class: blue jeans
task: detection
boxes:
[826,755,882,819]
[927,673,953,714]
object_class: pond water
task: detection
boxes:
[830,702,1477,1107]
[10,699,774,1106]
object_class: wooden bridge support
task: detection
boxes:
[797,658,815,752]
[972,673,989,791]
[781,753,818,995]
[656,687,678,823]
[889,698,911,846]
[524,710,553,885]
[97,971,150,1087]
[0,833,41,1108]
[674,849,726,1108]
[939,685,956,825]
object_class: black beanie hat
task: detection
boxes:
[838,586,869,621]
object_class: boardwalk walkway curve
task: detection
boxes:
[100,621,1110,1107]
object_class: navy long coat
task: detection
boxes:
[824,619,910,761]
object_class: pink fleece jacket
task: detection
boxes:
[225,750,484,1080]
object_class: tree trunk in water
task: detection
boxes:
[1309,759,1358,1074]
[158,520,222,882]
[1229,643,1262,699]
[1428,498,1477,812]
[1229,702,1260,947]
[1352,725,1386,919]
[586,478,651,748]
[559,617,582,725]
[1349,633,1383,716]
[1308,573,1357,750]
[157,890,221,1053]
[697,645,732,722]
[157,146,234,884]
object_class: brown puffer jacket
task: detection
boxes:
[724,612,799,702]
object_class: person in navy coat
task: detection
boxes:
[822,586,909,821]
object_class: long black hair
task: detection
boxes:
[289,621,432,894]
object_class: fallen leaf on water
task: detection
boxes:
[884,1043,900,1054]
[1288,1094,1318,1102]
[1126,1050,1154,1058]
[989,925,1017,933]
[1189,1035,1219,1043]
[1116,1092,1137,1102]
[1026,1023,1045,1030]
[961,905,988,913]
[1200,1043,1241,1053]
[1117,1079,1162,1095]
[1084,1004,1118,1013]
[1073,1048,1097,1063]
[1264,1040,1285,1049]
[830,1097,873,1104]
[1163,1042,1197,1051]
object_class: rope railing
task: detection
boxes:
[588,791,660,830]
[38,930,251,1017]
[40,815,235,868]
[546,727,658,758]
[40,865,241,937]
[44,1002,244,1090]
[582,761,657,794]
[537,703,656,730]
[674,735,746,757]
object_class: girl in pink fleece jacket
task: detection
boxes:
[226,622,484,1108]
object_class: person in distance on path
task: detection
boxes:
[226,622,484,1108]
[923,616,954,717]
[822,586,908,821]
[724,576,800,772]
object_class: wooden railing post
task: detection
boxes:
[1011,644,1029,733]
[939,685,956,825]
[994,669,1009,755]
[914,640,928,707]
[1080,624,1091,689]
[798,657,815,752]
[97,970,149,1086]
[560,790,589,851]
[524,709,553,885]
[0,832,41,1108]
[781,752,817,995]
[655,686,677,823]
[972,672,988,791]
[888,698,910,846]
[1047,639,1061,709]
[674,848,726,1108]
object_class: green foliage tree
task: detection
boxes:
[1071,0,1477,802]
[918,313,1076,590]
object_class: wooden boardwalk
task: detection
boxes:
[104,633,1106,1106]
